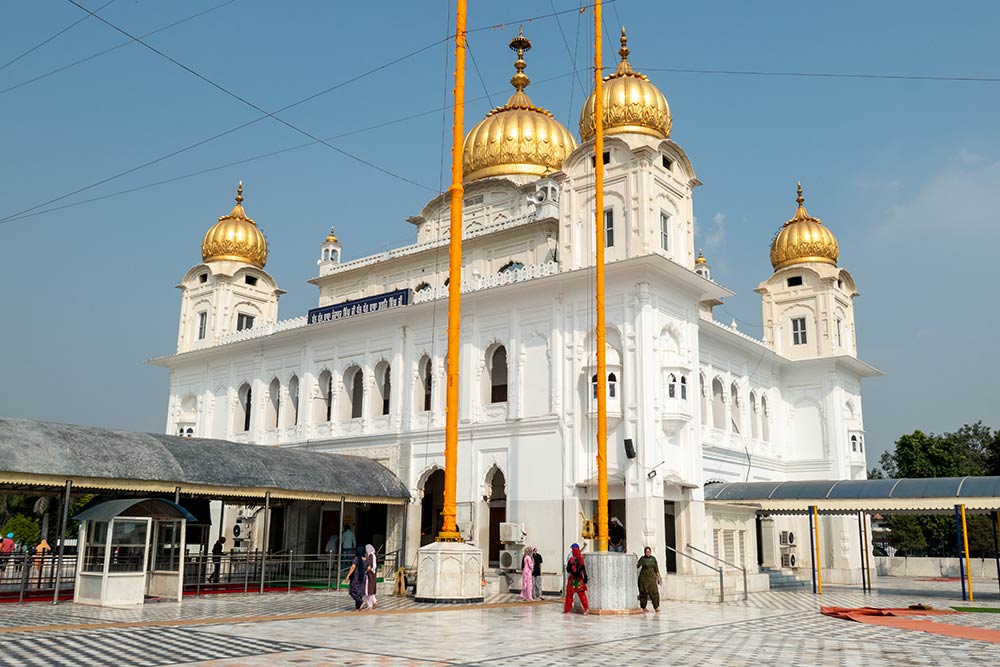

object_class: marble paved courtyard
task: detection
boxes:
[2,578,999,666]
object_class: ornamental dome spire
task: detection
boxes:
[579,27,672,141]
[769,183,839,271]
[201,182,268,268]
[462,28,577,182]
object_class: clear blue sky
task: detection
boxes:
[2,1,998,469]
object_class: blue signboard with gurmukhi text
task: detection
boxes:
[307,289,410,325]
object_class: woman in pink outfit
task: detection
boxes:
[520,546,534,601]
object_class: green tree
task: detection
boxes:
[2,514,40,546]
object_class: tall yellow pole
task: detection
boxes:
[439,0,466,542]
[593,0,608,553]
[961,504,974,602]
[813,505,823,594]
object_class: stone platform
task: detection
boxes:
[414,541,484,603]
[584,551,642,614]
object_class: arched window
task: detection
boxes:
[374,361,391,416]
[667,373,677,399]
[350,368,364,419]
[730,383,741,434]
[851,434,858,452]
[700,373,708,426]
[608,372,617,398]
[415,282,431,293]
[287,375,300,427]
[499,260,524,274]
[761,395,770,442]
[750,393,760,440]
[315,370,333,422]
[267,378,281,430]
[488,345,508,403]
[419,356,433,412]
[680,376,688,400]
[184,427,193,438]
[236,383,252,432]
[711,378,725,430]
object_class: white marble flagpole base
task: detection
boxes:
[415,541,484,603]
[584,551,642,614]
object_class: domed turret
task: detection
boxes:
[201,182,268,268]
[579,28,671,142]
[463,29,577,182]
[769,183,839,271]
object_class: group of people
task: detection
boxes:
[0,533,53,576]
[562,544,663,614]
[344,544,379,611]
[519,546,543,601]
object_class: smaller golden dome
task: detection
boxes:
[324,227,339,244]
[695,249,708,265]
[201,182,268,268]
[579,28,671,141]
[463,29,577,182]
[769,183,839,271]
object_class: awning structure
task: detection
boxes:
[705,477,1000,515]
[75,497,198,522]
[0,418,410,505]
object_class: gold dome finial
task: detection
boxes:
[580,30,671,141]
[509,26,532,92]
[201,182,268,268]
[325,226,338,244]
[769,182,839,271]
[462,28,577,182]
[695,249,707,265]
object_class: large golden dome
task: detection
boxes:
[463,30,577,182]
[769,183,839,271]
[580,28,671,141]
[201,182,268,268]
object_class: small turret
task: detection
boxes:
[318,227,342,276]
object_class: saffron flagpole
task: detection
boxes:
[593,0,608,553]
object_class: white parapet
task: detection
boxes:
[415,541,485,603]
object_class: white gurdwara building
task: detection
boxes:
[153,31,879,594]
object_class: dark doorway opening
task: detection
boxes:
[664,502,677,573]
[421,469,445,546]
[487,469,507,567]
[355,503,388,551]
[755,514,764,567]
[267,506,286,553]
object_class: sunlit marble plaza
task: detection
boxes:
[2,579,999,666]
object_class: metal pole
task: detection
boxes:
[336,496,345,589]
[857,511,867,593]
[960,504,973,602]
[174,486,181,504]
[196,552,203,597]
[718,566,725,604]
[862,513,872,593]
[812,506,822,595]
[808,510,817,595]
[52,480,72,604]
[992,511,1000,594]
[243,549,250,595]
[438,0,467,543]
[327,550,333,590]
[287,550,293,592]
[18,553,30,604]
[218,501,226,541]
[742,565,748,602]
[955,505,967,601]
[260,492,270,595]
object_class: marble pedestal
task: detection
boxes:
[415,541,484,603]
[584,551,642,614]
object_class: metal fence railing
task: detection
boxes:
[0,552,77,603]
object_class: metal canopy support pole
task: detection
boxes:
[960,504,974,602]
[992,511,1000,594]
[52,480,72,604]
[336,496,345,589]
[808,509,817,595]
[260,492,271,595]
[955,505,967,601]
[812,505,823,595]
[857,511,867,593]
[174,486,181,504]
[862,513,872,593]
[218,501,226,541]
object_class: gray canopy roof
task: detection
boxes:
[75,498,198,522]
[705,477,1000,514]
[0,418,409,504]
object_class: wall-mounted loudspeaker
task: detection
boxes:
[624,438,636,459]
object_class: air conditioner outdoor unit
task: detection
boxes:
[499,548,523,571]
[781,552,798,569]
[779,530,796,547]
[499,522,524,544]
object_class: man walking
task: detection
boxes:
[209,536,226,583]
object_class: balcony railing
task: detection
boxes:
[412,261,559,304]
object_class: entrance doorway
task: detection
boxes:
[420,469,445,546]
[664,502,677,573]
[486,469,507,566]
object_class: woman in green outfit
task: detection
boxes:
[636,546,662,612]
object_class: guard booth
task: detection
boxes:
[74,498,195,606]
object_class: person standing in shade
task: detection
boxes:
[609,517,626,553]
[531,547,543,600]
[344,546,367,611]
[520,546,534,601]
[341,523,356,554]
[209,537,226,583]
[0,533,14,572]
[363,544,378,610]
[563,543,589,614]
[637,546,662,612]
